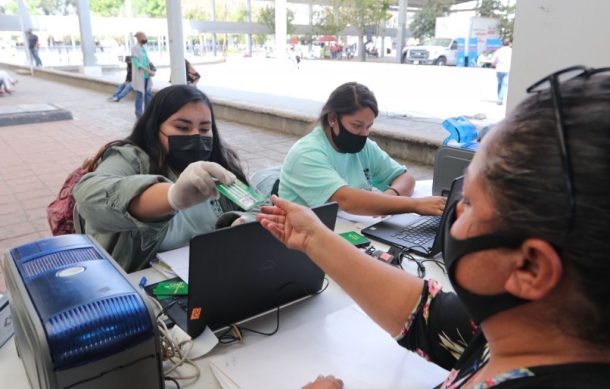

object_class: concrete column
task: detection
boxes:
[275,0,287,59]
[396,0,408,63]
[125,0,134,55]
[76,0,98,70]
[508,0,610,112]
[380,27,385,58]
[246,0,252,56]
[16,0,33,68]
[211,0,217,56]
[166,0,186,85]
[125,0,132,17]
[308,3,313,54]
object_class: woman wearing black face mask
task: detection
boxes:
[73,85,248,273]
[259,68,610,388]
[279,82,446,217]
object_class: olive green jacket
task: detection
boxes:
[73,145,174,272]
[73,144,253,273]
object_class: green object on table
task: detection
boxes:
[152,280,188,300]
[339,231,371,248]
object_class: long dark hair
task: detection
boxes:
[482,71,610,345]
[127,85,247,183]
[316,82,379,129]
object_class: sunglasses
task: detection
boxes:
[526,65,610,232]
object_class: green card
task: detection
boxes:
[216,179,265,211]
[339,231,371,248]
[152,280,188,300]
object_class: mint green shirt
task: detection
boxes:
[132,46,150,79]
[279,126,407,207]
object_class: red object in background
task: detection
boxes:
[318,35,337,42]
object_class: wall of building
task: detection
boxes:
[508,0,610,112]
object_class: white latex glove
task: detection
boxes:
[167,161,236,211]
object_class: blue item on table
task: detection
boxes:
[442,116,479,151]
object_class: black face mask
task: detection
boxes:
[166,135,213,172]
[140,39,148,45]
[442,201,529,323]
[330,118,367,154]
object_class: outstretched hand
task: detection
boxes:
[256,195,326,253]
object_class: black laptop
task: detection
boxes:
[361,176,463,257]
[154,202,338,338]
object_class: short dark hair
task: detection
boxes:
[482,71,610,345]
[316,82,379,128]
[127,85,247,183]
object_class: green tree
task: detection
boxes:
[184,7,208,20]
[475,0,515,40]
[183,0,208,20]
[89,0,122,17]
[257,6,295,34]
[255,7,295,44]
[498,3,515,40]
[255,5,295,45]
[27,0,77,15]
[341,0,393,61]
[133,0,165,17]
[409,0,453,41]
[0,0,17,15]
[312,3,347,37]
[477,0,500,17]
[234,8,249,22]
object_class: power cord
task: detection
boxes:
[164,377,181,389]
[217,278,330,344]
[148,296,201,385]
[390,247,447,279]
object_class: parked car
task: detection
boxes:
[402,37,457,66]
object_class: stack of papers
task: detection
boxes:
[208,305,448,389]
[155,246,189,281]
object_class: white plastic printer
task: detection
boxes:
[4,234,164,389]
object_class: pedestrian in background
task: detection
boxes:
[26,28,42,67]
[131,31,155,118]
[110,56,133,102]
[0,70,17,95]
[492,39,512,105]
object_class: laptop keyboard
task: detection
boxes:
[392,216,441,246]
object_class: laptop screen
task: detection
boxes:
[429,175,464,254]
[185,202,339,337]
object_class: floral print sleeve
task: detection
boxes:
[395,280,478,371]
